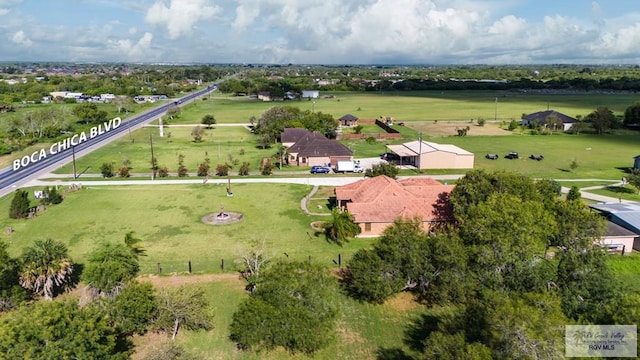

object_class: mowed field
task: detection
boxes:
[179,90,640,124]
[0,183,366,274]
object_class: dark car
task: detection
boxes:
[310,166,330,174]
[485,153,499,160]
[505,152,519,159]
[529,154,544,161]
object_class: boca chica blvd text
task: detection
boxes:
[13,117,122,171]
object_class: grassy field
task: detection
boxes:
[173,90,640,125]
[132,278,431,360]
[0,183,368,274]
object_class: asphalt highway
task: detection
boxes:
[0,84,219,198]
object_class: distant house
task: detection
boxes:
[257,91,271,102]
[301,90,319,99]
[521,110,576,131]
[338,114,358,127]
[386,140,474,170]
[335,175,454,237]
[589,202,640,254]
[281,128,352,167]
[633,155,640,170]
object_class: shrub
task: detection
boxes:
[477,118,486,126]
[215,163,230,176]
[9,189,30,219]
[238,162,250,176]
[365,136,376,144]
[118,166,130,178]
[100,163,114,178]
[158,167,169,178]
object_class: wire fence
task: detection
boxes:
[138,253,346,275]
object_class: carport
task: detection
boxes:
[385,144,418,167]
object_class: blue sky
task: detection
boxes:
[1,0,639,64]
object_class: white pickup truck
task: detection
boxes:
[335,161,363,173]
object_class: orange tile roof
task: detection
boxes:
[335,175,454,223]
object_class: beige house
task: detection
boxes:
[335,175,454,237]
[386,140,474,169]
[598,221,638,255]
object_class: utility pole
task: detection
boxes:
[417,133,422,172]
[149,133,156,180]
[494,97,498,121]
[72,146,77,179]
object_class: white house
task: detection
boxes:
[302,90,319,99]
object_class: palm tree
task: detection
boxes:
[124,231,146,256]
[323,209,361,246]
[19,239,74,300]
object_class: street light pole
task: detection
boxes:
[149,133,156,180]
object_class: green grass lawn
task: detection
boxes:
[175,90,640,126]
[606,255,640,293]
[0,184,369,274]
[54,126,273,176]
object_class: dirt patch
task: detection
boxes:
[310,221,325,232]
[384,291,421,311]
[409,121,512,137]
[138,272,244,289]
[201,211,244,225]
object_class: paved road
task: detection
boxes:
[22,174,627,204]
[0,84,219,198]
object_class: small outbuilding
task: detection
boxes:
[386,140,474,170]
[589,202,640,254]
[633,155,640,170]
[338,114,358,127]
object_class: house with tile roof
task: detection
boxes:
[334,175,454,237]
[521,110,576,131]
[386,140,474,170]
[281,128,353,167]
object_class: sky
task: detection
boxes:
[1,0,640,65]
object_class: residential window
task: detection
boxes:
[302,157,307,163]
[365,223,371,232]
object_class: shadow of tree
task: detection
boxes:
[605,185,635,194]
[403,313,441,353]
[376,347,414,360]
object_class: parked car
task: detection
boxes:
[529,154,544,161]
[310,166,331,174]
[485,153,499,160]
[505,152,519,159]
[398,122,405,126]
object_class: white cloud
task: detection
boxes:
[11,30,32,46]
[145,0,222,39]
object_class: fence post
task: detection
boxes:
[157,263,162,274]
[221,259,225,271]
[188,260,192,273]
[338,253,341,267]
[308,255,312,263]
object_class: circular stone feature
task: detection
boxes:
[201,211,244,225]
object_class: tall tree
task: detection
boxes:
[9,189,30,219]
[83,243,140,295]
[0,300,131,359]
[155,285,213,340]
[19,239,74,300]
[230,261,339,354]
[586,106,616,135]
[457,193,555,291]
[623,102,640,126]
[0,240,29,312]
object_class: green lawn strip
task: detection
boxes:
[606,255,640,293]
[587,185,640,202]
[0,183,369,274]
[555,180,619,189]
